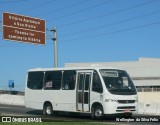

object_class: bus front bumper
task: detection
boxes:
[103,101,138,115]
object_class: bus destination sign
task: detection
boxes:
[2,12,46,45]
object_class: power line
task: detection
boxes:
[60,10,160,37]
[58,0,159,28]
[47,0,114,22]
[17,0,56,14]
[37,0,88,17]
[1,0,159,46]
[0,0,27,3]
[60,20,160,43]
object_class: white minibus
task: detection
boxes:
[25,67,138,119]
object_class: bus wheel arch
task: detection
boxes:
[91,102,104,119]
[43,101,53,116]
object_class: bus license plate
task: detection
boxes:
[124,109,130,112]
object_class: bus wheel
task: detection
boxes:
[43,103,53,116]
[92,105,104,120]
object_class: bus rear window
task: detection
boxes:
[27,71,44,90]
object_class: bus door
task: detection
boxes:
[76,71,92,112]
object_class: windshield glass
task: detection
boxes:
[100,69,137,95]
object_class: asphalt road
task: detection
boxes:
[0,104,160,125]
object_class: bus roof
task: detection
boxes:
[27,67,125,72]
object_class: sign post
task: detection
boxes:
[2,12,46,45]
[8,80,14,92]
[51,27,58,68]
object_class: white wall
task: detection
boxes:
[138,92,160,105]
[0,94,24,106]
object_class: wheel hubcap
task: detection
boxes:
[95,109,102,117]
[46,106,51,115]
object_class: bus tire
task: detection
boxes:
[43,103,53,116]
[92,105,104,120]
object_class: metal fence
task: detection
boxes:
[136,87,160,92]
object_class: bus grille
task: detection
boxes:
[116,106,136,112]
[117,100,135,104]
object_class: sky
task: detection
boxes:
[0,0,160,91]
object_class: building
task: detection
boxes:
[65,57,160,105]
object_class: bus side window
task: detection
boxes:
[92,71,103,93]
[27,72,44,90]
[62,70,76,90]
[44,71,62,90]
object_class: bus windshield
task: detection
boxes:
[100,69,137,95]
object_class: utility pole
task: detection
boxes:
[51,27,58,68]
